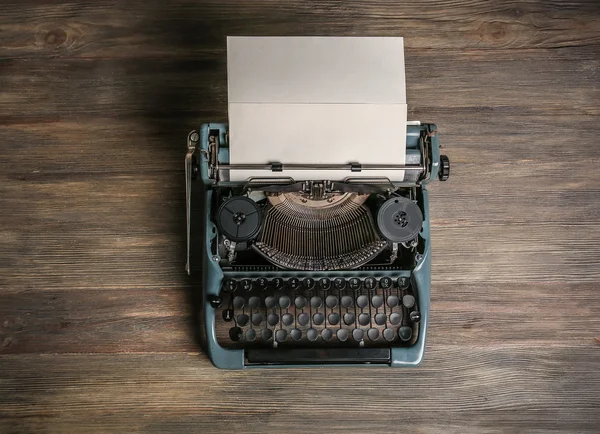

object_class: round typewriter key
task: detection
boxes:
[255,277,268,290]
[233,296,245,309]
[390,312,402,325]
[321,328,333,341]
[241,279,252,291]
[348,277,361,290]
[403,294,415,309]
[333,278,346,290]
[295,296,307,309]
[336,329,349,342]
[341,295,353,308]
[410,310,421,323]
[387,295,400,308]
[278,295,291,309]
[223,279,237,292]
[328,313,340,325]
[298,313,310,326]
[375,313,387,326]
[251,313,263,326]
[397,276,410,289]
[379,277,393,289]
[267,313,279,326]
[313,312,325,326]
[383,328,395,342]
[237,313,249,327]
[325,295,338,309]
[307,328,318,341]
[222,309,234,322]
[302,277,315,289]
[291,328,302,341]
[343,312,355,325]
[245,329,256,342]
[371,295,384,309]
[310,296,322,309]
[367,328,380,341]
[358,313,371,326]
[229,327,243,341]
[318,277,331,290]
[265,296,276,309]
[271,278,284,289]
[248,296,260,309]
[282,313,294,326]
[275,329,287,342]
[288,277,300,290]
[364,277,376,290]
[352,329,364,341]
[399,326,413,341]
[261,329,273,341]
[356,295,369,309]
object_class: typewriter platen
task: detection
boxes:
[185,122,449,368]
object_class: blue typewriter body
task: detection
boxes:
[186,122,449,369]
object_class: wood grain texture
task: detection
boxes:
[1,0,599,432]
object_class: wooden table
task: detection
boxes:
[1,1,599,432]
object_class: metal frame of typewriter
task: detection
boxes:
[186,121,447,369]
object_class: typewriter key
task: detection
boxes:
[367,328,380,341]
[336,329,349,342]
[318,277,331,290]
[328,313,340,325]
[333,278,346,290]
[379,277,393,289]
[358,313,371,326]
[343,313,355,325]
[364,277,376,290]
[403,294,415,308]
[298,313,310,326]
[241,279,252,291]
[383,328,395,342]
[313,313,325,326]
[389,312,402,326]
[374,313,387,326]
[265,296,276,309]
[310,296,323,309]
[251,313,263,326]
[348,277,361,290]
[255,278,268,290]
[307,328,318,341]
[371,295,384,309]
[321,328,333,341]
[271,278,284,289]
[387,295,400,308]
[229,327,243,341]
[288,278,300,290]
[397,277,410,289]
[224,279,237,292]
[295,296,307,309]
[245,329,256,342]
[267,313,279,326]
[302,277,315,289]
[357,295,369,309]
[291,328,302,341]
[223,309,234,322]
[275,329,287,342]
[237,314,249,327]
[248,296,260,309]
[325,295,338,309]
[282,313,294,326]
[233,296,245,309]
[262,329,273,341]
[399,326,412,341]
[352,329,364,341]
[341,296,353,308]
[278,295,291,309]
[410,311,421,323]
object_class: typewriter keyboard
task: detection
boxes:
[214,276,420,348]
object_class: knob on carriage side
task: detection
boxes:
[439,155,450,181]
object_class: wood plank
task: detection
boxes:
[0,349,598,432]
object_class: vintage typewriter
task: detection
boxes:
[185,122,449,368]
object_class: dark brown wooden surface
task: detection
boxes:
[1,1,599,432]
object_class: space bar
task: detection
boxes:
[246,348,390,365]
